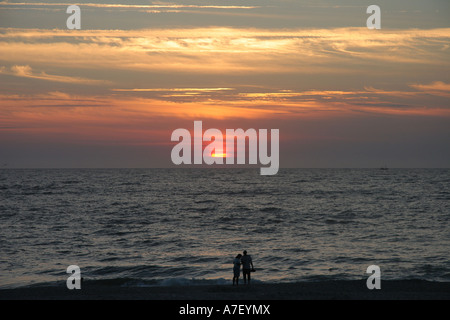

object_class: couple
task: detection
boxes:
[232,250,254,286]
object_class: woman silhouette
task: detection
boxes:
[232,254,242,286]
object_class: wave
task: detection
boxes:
[31,277,262,289]
[324,218,355,225]
[194,199,216,204]
[9,274,450,292]
[3,268,450,290]
[260,206,282,213]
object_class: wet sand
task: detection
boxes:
[1,280,449,300]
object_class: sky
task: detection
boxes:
[0,0,449,168]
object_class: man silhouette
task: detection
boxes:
[241,250,254,285]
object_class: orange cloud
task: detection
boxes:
[409,81,450,97]
[0,2,258,10]
[1,27,448,78]
[0,64,109,84]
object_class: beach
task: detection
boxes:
[1,280,449,300]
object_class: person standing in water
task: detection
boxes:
[241,250,254,285]
[232,254,242,286]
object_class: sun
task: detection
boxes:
[211,151,228,158]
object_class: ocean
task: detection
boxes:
[0,168,449,289]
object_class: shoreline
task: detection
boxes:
[1,280,449,300]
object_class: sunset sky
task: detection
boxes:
[0,0,449,168]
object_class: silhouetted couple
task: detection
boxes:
[232,250,254,286]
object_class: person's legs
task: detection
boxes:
[243,269,250,284]
[233,270,240,285]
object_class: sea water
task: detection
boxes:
[0,168,449,288]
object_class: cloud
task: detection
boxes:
[0,64,109,84]
[1,27,448,77]
[1,27,449,121]
[0,2,258,10]
[112,88,235,93]
[409,81,450,97]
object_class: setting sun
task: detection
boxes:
[211,152,228,158]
